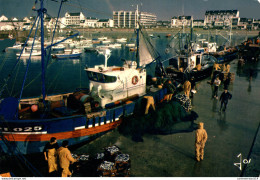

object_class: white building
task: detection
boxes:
[204,10,239,28]
[171,16,193,27]
[0,15,8,21]
[12,17,18,21]
[84,17,98,28]
[113,10,156,28]
[139,12,157,27]
[193,20,204,28]
[65,12,85,26]
[96,19,114,28]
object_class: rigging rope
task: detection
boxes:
[18,16,41,103]
[0,14,39,98]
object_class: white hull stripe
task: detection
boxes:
[115,118,119,121]
[88,125,93,128]
[74,126,85,130]
[100,122,104,125]
[95,123,99,127]
[2,131,47,135]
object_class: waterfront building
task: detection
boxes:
[96,19,114,28]
[0,15,8,22]
[113,10,156,28]
[139,12,157,28]
[204,10,239,28]
[84,17,98,28]
[156,21,171,28]
[193,20,204,28]
[0,17,24,31]
[65,12,85,27]
[171,16,193,28]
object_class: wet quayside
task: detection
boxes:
[1,59,260,177]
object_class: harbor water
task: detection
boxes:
[0,31,259,177]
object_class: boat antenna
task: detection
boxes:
[135,4,140,67]
[38,0,47,104]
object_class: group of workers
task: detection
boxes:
[43,138,78,177]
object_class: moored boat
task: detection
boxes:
[0,1,172,155]
[52,49,82,59]
[165,52,215,83]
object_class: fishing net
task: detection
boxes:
[118,100,198,142]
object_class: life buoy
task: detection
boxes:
[132,76,138,85]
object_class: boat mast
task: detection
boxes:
[40,0,46,104]
[135,4,140,67]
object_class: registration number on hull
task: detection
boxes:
[0,126,43,132]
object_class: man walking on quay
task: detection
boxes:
[57,140,78,177]
[219,88,232,112]
[43,137,59,176]
[195,122,208,162]
[213,76,221,99]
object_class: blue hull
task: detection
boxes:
[0,88,167,154]
[55,53,81,59]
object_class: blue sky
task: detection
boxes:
[0,0,260,20]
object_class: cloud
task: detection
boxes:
[203,0,208,2]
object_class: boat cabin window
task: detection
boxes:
[87,71,117,83]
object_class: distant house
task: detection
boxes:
[12,17,18,21]
[238,18,248,30]
[65,12,85,27]
[156,21,171,28]
[23,17,31,23]
[171,16,193,27]
[204,10,239,28]
[84,17,98,28]
[0,15,8,21]
[193,20,204,28]
[96,19,114,28]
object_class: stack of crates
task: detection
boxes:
[96,145,131,177]
[97,161,117,177]
[115,154,131,177]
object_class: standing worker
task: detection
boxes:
[213,76,221,99]
[195,122,208,162]
[219,88,232,112]
[190,77,196,98]
[57,140,78,177]
[163,79,176,101]
[183,80,191,98]
[43,137,59,176]
[143,96,156,115]
[223,73,231,90]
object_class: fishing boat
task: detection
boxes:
[165,52,215,83]
[51,44,65,51]
[116,38,127,43]
[164,25,215,83]
[16,50,41,57]
[52,49,82,59]
[207,48,238,64]
[238,32,260,61]
[0,1,169,155]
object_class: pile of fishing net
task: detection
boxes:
[118,100,198,141]
[174,94,192,111]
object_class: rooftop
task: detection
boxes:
[205,10,238,15]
